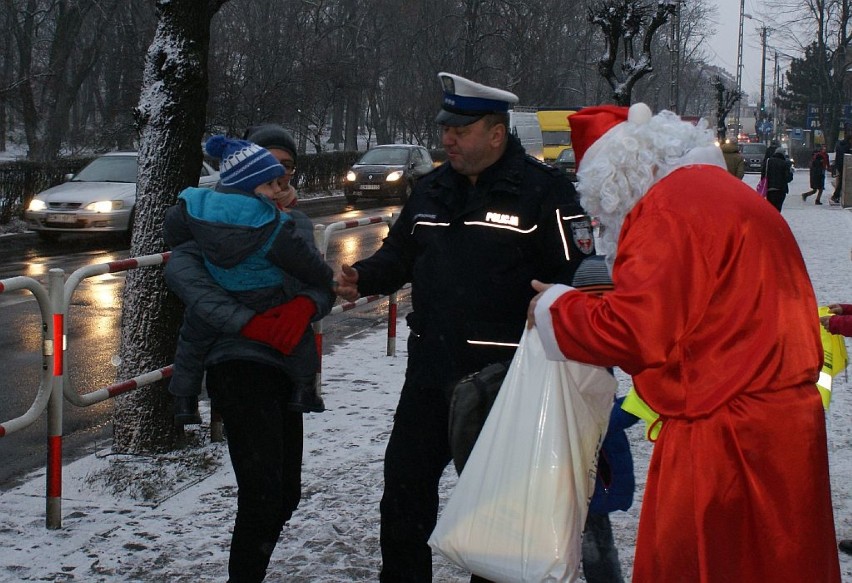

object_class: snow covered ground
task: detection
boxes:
[0,170,851,582]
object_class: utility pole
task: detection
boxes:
[759,26,769,143]
[773,51,779,142]
[734,0,745,140]
[669,0,682,112]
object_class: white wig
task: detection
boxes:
[576,103,724,270]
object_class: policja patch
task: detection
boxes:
[570,218,595,255]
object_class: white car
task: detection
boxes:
[24,152,219,241]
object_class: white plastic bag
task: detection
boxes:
[429,327,616,582]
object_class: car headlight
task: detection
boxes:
[386,171,403,182]
[346,171,357,182]
[28,199,47,212]
[85,200,123,213]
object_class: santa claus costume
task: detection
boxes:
[532,104,840,582]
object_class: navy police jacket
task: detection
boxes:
[353,135,594,387]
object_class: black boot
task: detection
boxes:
[174,395,202,425]
[287,377,325,413]
[839,539,852,555]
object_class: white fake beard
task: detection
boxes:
[575,109,722,274]
[577,149,656,274]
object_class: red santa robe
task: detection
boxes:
[536,165,840,582]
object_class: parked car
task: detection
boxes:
[551,148,576,181]
[344,145,434,204]
[739,142,768,173]
[24,152,219,241]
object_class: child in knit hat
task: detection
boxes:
[163,135,334,424]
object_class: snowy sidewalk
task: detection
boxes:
[1,170,852,582]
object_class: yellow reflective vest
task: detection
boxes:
[818,305,848,409]
[622,306,847,440]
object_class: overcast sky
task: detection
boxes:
[706,0,788,101]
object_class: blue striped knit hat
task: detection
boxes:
[204,135,284,193]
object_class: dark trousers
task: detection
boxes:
[766,189,786,212]
[582,513,624,583]
[380,379,453,582]
[206,361,303,583]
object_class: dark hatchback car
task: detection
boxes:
[551,148,576,181]
[739,142,768,173]
[344,144,434,204]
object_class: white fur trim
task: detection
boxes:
[658,144,726,179]
[534,284,574,361]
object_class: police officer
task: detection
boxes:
[335,72,595,582]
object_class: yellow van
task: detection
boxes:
[536,110,578,162]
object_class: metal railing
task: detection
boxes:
[0,213,401,529]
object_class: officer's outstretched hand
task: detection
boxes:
[527,279,553,329]
[335,264,360,301]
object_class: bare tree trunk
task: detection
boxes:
[330,97,344,150]
[0,7,9,153]
[344,88,360,151]
[113,0,227,454]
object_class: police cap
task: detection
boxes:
[435,72,519,127]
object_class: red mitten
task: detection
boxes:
[240,296,317,355]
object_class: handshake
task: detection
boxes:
[333,264,361,302]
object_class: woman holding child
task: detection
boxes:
[164,125,330,583]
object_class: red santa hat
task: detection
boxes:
[570,105,629,169]
[571,104,658,170]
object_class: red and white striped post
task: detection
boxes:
[46,268,65,529]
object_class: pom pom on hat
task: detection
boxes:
[628,102,652,125]
[205,135,284,194]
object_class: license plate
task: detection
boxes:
[47,213,77,223]
[360,184,381,190]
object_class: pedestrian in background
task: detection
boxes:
[832,126,851,204]
[765,148,794,212]
[802,144,830,205]
[760,140,778,180]
[334,72,594,582]
[720,140,744,179]
[529,103,840,582]
[163,125,333,583]
[829,131,852,204]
